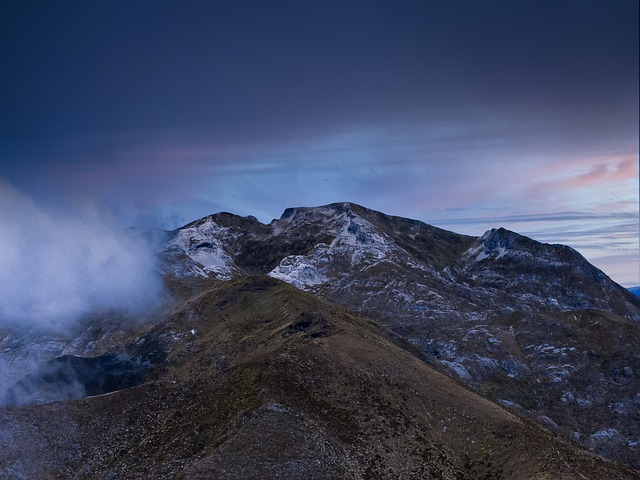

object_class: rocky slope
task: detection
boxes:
[159,202,640,469]
[1,277,637,479]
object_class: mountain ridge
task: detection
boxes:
[2,202,639,476]
[2,276,637,479]
[159,202,640,468]
[162,202,639,317]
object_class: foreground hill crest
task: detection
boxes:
[2,277,638,479]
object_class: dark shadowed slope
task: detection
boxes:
[1,277,637,479]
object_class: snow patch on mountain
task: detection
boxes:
[268,254,328,289]
[269,209,398,290]
[440,360,473,382]
[466,228,519,262]
[163,217,235,279]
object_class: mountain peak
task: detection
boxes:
[479,226,536,247]
[471,227,528,260]
[182,211,264,230]
[279,201,369,220]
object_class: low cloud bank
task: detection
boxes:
[0,181,164,330]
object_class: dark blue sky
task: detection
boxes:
[0,0,638,284]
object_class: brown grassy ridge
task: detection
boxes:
[0,276,637,479]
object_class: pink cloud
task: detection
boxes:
[522,152,638,203]
[564,155,638,188]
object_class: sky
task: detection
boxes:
[1,0,638,286]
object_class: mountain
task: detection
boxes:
[1,277,637,479]
[629,286,640,298]
[1,202,639,477]
[160,202,640,469]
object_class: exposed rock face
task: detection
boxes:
[160,202,640,468]
[1,278,637,479]
[162,203,639,319]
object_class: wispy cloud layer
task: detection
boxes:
[0,182,164,330]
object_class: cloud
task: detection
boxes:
[0,181,164,330]
[521,154,638,200]
[588,253,640,289]
[433,211,638,227]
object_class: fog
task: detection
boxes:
[0,181,165,331]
